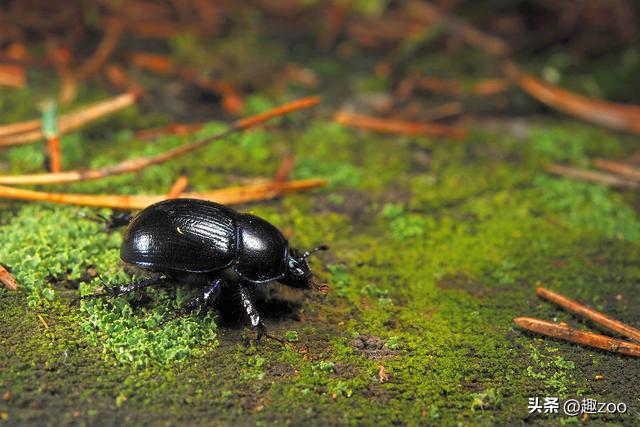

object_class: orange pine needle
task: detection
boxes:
[335,111,466,139]
[0,264,18,291]
[134,123,204,140]
[407,1,510,56]
[0,179,327,210]
[592,159,640,181]
[0,96,320,185]
[0,118,41,138]
[77,21,125,81]
[273,155,296,183]
[235,97,320,130]
[0,92,138,146]
[545,163,639,188]
[167,176,189,198]
[537,287,640,343]
[514,317,640,357]
[0,64,26,88]
[505,62,640,134]
[47,137,62,173]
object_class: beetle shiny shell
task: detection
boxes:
[121,199,290,283]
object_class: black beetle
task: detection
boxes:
[79,198,328,340]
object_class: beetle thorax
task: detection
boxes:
[231,214,289,283]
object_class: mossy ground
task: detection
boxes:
[2,75,640,426]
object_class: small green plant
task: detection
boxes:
[285,330,299,342]
[314,361,336,374]
[327,264,350,297]
[331,381,353,398]
[386,336,402,350]
[526,345,576,397]
[470,388,503,411]
[380,203,426,238]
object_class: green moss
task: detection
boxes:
[0,205,217,368]
[526,345,576,397]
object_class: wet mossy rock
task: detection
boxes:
[2,93,640,425]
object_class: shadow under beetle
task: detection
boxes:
[78,198,328,340]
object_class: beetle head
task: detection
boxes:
[282,245,329,292]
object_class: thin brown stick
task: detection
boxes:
[407,1,510,56]
[593,159,640,181]
[235,97,320,130]
[36,313,49,330]
[399,76,510,97]
[134,123,204,140]
[514,317,640,357]
[0,264,18,290]
[0,118,41,138]
[536,287,640,343]
[335,111,466,139]
[0,92,138,146]
[76,21,125,81]
[422,102,463,121]
[505,62,640,135]
[167,176,189,198]
[128,52,246,115]
[46,42,77,105]
[273,155,296,183]
[47,137,62,173]
[545,163,640,188]
[0,179,327,210]
[0,63,26,88]
[0,96,320,185]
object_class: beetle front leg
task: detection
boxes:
[238,284,267,340]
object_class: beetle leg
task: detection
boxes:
[71,275,170,305]
[238,284,269,340]
[160,278,224,325]
[104,212,134,232]
[80,211,133,232]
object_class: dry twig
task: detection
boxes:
[335,111,466,139]
[47,137,62,173]
[0,96,319,185]
[128,52,244,114]
[0,179,327,210]
[134,123,204,140]
[592,159,640,182]
[399,76,510,98]
[505,62,640,135]
[537,287,640,343]
[76,21,125,81]
[0,264,18,291]
[273,155,296,183]
[0,64,26,88]
[545,163,639,188]
[514,317,640,357]
[408,1,510,56]
[166,176,189,198]
[0,92,139,146]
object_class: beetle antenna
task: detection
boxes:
[302,244,329,259]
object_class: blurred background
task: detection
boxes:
[2,0,639,122]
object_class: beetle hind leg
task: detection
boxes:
[72,275,170,305]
